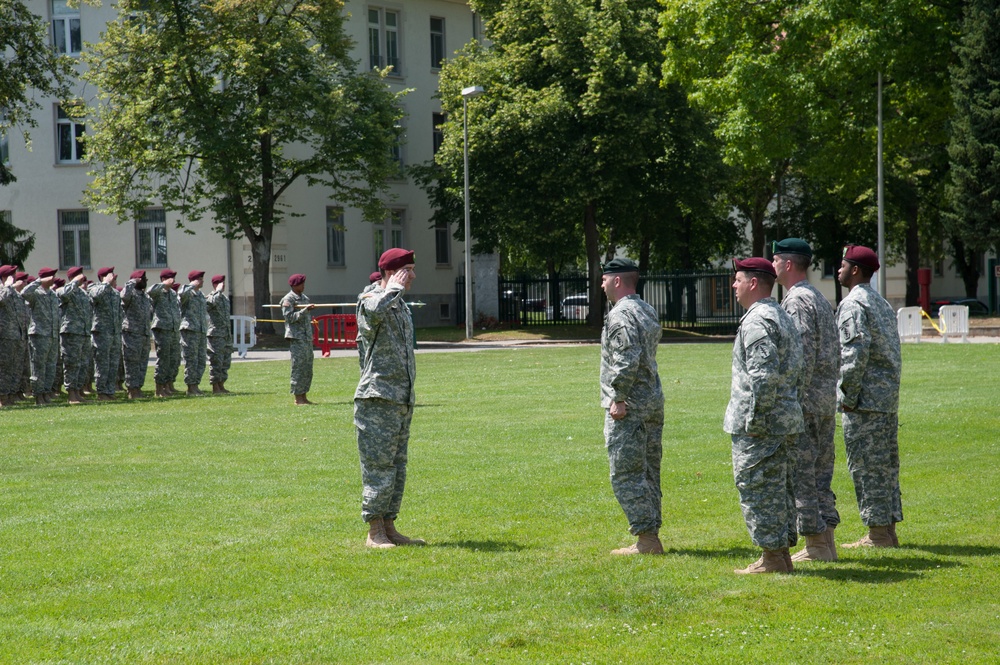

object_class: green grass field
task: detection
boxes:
[2,343,999,663]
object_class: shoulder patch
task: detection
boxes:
[840,317,858,344]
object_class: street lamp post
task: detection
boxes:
[462,85,484,340]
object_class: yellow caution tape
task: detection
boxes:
[920,309,943,334]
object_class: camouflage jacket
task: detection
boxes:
[21,281,60,339]
[205,290,232,339]
[354,283,415,405]
[780,280,839,416]
[836,283,901,413]
[88,283,123,336]
[282,290,313,340]
[724,297,805,436]
[121,280,152,335]
[179,285,208,333]
[148,282,181,331]
[57,281,93,336]
[600,294,663,412]
[0,284,28,341]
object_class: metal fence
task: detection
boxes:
[457,271,742,334]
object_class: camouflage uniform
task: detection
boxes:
[600,294,665,536]
[780,280,841,536]
[282,289,314,394]
[836,283,903,527]
[88,282,123,396]
[179,285,208,386]
[354,283,415,523]
[0,284,29,396]
[724,297,805,551]
[205,289,234,384]
[21,281,61,396]
[148,283,182,385]
[121,280,153,389]
[56,281,92,392]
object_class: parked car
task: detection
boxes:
[561,294,589,319]
[929,298,991,317]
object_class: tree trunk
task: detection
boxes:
[951,237,981,298]
[584,201,602,327]
[905,203,919,307]
[250,227,274,335]
[547,259,562,322]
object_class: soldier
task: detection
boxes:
[121,270,153,399]
[148,269,182,397]
[599,258,666,555]
[179,270,208,396]
[282,273,316,405]
[55,267,92,404]
[354,248,423,549]
[13,272,33,400]
[772,239,841,562]
[51,277,67,396]
[21,267,61,405]
[205,274,234,394]
[0,265,29,407]
[836,245,903,549]
[724,257,804,574]
[89,267,123,401]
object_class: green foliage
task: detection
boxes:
[0,210,35,266]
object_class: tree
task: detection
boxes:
[0,211,35,266]
[0,0,73,184]
[81,0,403,330]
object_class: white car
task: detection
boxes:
[561,294,589,319]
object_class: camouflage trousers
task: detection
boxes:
[207,334,233,383]
[604,404,664,535]
[0,338,27,394]
[60,332,90,391]
[791,412,840,536]
[288,339,313,394]
[21,345,30,393]
[732,433,798,551]
[842,410,903,527]
[152,328,181,385]
[181,330,207,386]
[29,334,59,395]
[122,332,151,389]
[355,398,413,523]
[92,331,122,395]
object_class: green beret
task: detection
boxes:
[772,238,812,258]
[602,258,639,274]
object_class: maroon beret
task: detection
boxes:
[66,266,84,279]
[211,274,226,286]
[130,269,146,280]
[171,283,180,292]
[97,266,115,280]
[53,277,66,288]
[160,269,176,280]
[188,270,205,282]
[843,245,880,272]
[733,257,776,277]
[0,265,16,280]
[15,272,29,281]
[369,271,382,284]
[288,273,306,287]
[378,247,415,271]
[25,274,36,282]
[38,267,57,278]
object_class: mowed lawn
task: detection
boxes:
[2,343,998,664]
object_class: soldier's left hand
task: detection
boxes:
[610,401,628,420]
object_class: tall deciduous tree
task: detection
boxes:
[81,0,403,329]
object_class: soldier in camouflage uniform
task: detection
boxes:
[206,274,234,394]
[13,272,33,399]
[55,267,92,404]
[0,265,29,407]
[22,268,61,405]
[836,245,903,549]
[355,248,423,549]
[598,258,665,555]
[179,270,208,396]
[725,257,805,574]
[282,273,316,404]
[121,270,153,399]
[148,269,182,397]
[773,239,841,563]
[89,267,123,401]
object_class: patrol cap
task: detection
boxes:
[66,266,84,279]
[211,274,225,286]
[378,248,415,271]
[38,267,57,278]
[160,269,177,280]
[97,266,115,280]
[130,269,146,280]
[0,265,16,280]
[188,270,205,282]
[732,257,777,277]
[288,273,306,287]
[602,258,639,274]
[843,245,879,272]
[369,271,382,284]
[772,238,812,258]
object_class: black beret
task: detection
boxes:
[772,238,812,258]
[602,258,639,274]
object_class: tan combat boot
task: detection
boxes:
[842,525,895,549]
[888,522,900,547]
[218,382,231,394]
[611,532,664,555]
[384,519,426,546]
[294,393,313,405]
[167,382,177,395]
[365,518,396,549]
[790,533,836,562]
[128,387,144,400]
[212,382,224,394]
[734,549,790,574]
[155,383,167,398]
[825,527,838,561]
[187,384,204,396]
[67,389,83,405]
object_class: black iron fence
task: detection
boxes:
[457,271,741,334]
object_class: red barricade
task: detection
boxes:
[312,314,358,356]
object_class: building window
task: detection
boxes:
[822,259,837,279]
[56,105,85,163]
[435,220,450,265]
[136,208,168,268]
[439,302,450,319]
[368,7,401,75]
[59,210,91,269]
[432,112,446,153]
[326,207,346,267]
[390,124,404,173]
[373,208,404,265]
[430,17,445,68]
[51,0,82,55]
[472,11,480,42]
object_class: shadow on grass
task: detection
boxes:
[667,546,760,559]
[794,555,960,583]
[901,544,1000,557]
[433,540,528,553]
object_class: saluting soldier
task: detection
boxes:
[89,267,123,401]
[121,270,153,399]
[22,268,61,405]
[205,274,234,394]
[13,272,33,400]
[0,265,29,407]
[55,267,92,404]
[148,269,182,397]
[179,270,208,396]
[282,273,316,405]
